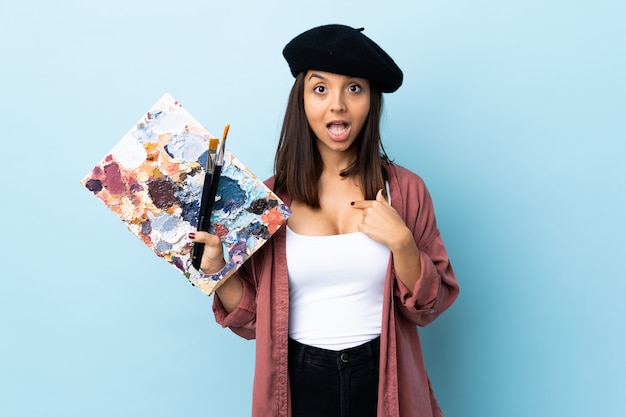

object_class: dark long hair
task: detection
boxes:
[273,72,390,208]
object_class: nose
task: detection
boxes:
[330,91,346,112]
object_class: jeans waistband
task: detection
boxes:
[288,336,380,370]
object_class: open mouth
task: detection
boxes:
[327,122,351,140]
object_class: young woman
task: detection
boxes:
[190,24,460,417]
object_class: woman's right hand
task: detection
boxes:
[188,231,226,274]
[189,231,243,312]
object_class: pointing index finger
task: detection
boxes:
[350,199,372,209]
[351,189,388,209]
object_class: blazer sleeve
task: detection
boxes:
[392,169,459,326]
[211,177,282,339]
[211,242,267,340]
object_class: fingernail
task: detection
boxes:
[350,201,355,206]
[188,232,196,239]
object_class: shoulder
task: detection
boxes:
[385,163,440,240]
[385,162,428,192]
[385,162,435,218]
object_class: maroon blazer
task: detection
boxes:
[213,162,460,416]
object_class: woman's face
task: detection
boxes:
[303,70,371,158]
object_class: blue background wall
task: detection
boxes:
[1,1,624,416]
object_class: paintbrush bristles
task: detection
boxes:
[208,138,219,150]
[206,138,220,171]
[205,125,228,171]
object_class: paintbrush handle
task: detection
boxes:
[191,128,228,271]
[191,164,222,270]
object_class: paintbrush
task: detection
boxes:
[206,137,219,171]
[191,124,230,270]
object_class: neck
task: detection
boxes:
[318,149,357,177]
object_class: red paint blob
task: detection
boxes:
[103,162,126,195]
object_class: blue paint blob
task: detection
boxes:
[175,172,203,226]
[197,149,208,168]
[155,239,173,253]
[161,215,179,232]
[231,240,247,255]
[141,219,152,235]
[180,199,200,226]
[149,110,164,120]
[214,176,247,215]
[247,221,271,240]
[164,132,207,162]
[164,145,175,160]
[151,212,178,232]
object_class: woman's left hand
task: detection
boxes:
[351,189,413,251]
[352,189,422,292]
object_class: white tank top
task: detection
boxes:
[286,226,390,350]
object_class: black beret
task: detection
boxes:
[283,24,403,93]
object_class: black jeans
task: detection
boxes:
[288,337,380,417]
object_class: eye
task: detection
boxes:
[348,84,362,93]
[313,85,326,94]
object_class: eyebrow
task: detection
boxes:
[307,72,366,84]
[308,72,326,81]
